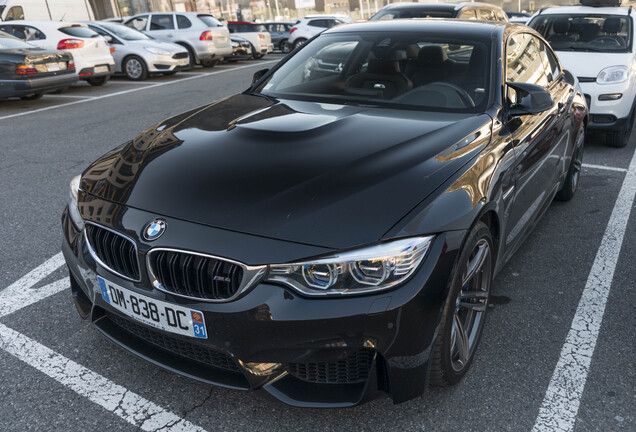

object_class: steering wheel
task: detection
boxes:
[591,36,624,48]
[424,82,476,108]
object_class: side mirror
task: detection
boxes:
[506,82,554,116]
[252,68,269,85]
[104,35,113,43]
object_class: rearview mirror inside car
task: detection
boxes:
[506,82,554,116]
[252,68,269,85]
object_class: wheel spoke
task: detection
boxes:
[459,290,488,311]
[462,241,489,286]
[453,313,470,366]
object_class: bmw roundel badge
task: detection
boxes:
[143,219,166,241]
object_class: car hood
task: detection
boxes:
[556,51,631,78]
[128,39,185,52]
[81,94,491,249]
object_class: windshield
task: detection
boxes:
[530,14,632,53]
[0,33,34,49]
[370,8,454,20]
[257,31,491,113]
[100,22,150,40]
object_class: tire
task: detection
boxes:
[178,43,197,67]
[87,75,110,86]
[201,59,218,68]
[123,55,148,81]
[556,128,584,202]
[280,40,290,53]
[430,221,493,387]
[606,108,634,148]
[293,39,306,50]
[20,93,42,100]
[250,44,264,59]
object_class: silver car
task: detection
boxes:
[124,13,232,67]
[86,22,189,80]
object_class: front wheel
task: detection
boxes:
[430,221,493,387]
[606,109,634,148]
[280,40,290,53]
[201,59,218,68]
[87,75,110,86]
[20,93,42,100]
[123,56,148,80]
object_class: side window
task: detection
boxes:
[479,9,495,21]
[150,14,174,30]
[541,40,562,84]
[0,25,25,39]
[506,33,550,89]
[458,9,477,20]
[308,20,327,28]
[177,15,191,29]
[128,15,148,31]
[23,25,45,40]
[5,6,24,21]
[495,10,508,22]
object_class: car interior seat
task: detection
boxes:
[406,45,455,87]
[345,49,412,99]
[549,17,578,44]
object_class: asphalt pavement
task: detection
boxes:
[0,54,634,431]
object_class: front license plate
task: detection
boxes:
[97,276,207,339]
[94,65,109,74]
[46,62,61,72]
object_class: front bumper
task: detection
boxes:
[62,199,462,407]
[144,53,190,74]
[580,81,635,131]
[0,73,78,98]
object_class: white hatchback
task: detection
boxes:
[0,20,115,86]
[529,4,636,147]
[287,16,352,50]
[226,22,273,59]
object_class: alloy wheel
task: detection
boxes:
[126,58,143,80]
[450,238,491,372]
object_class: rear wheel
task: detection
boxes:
[87,75,110,86]
[556,128,584,202]
[123,55,148,80]
[20,93,42,100]
[430,221,493,387]
[250,44,264,59]
[280,40,290,53]
[201,59,218,68]
[293,39,306,50]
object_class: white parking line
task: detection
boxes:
[108,80,156,85]
[582,163,628,173]
[0,323,206,432]
[533,147,636,431]
[0,60,278,122]
[0,253,207,431]
[47,95,98,99]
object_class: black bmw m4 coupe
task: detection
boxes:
[62,19,587,407]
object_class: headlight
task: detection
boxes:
[597,66,629,85]
[144,46,170,56]
[68,174,84,230]
[266,236,433,296]
[232,42,239,47]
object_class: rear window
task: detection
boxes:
[59,26,99,38]
[370,8,454,20]
[198,15,222,27]
[229,23,265,32]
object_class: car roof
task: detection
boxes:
[0,20,88,28]
[228,21,261,24]
[537,5,632,16]
[382,2,503,11]
[325,17,509,36]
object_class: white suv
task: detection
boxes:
[124,13,232,67]
[529,4,636,147]
[288,15,352,50]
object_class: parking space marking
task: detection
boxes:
[0,323,207,432]
[0,60,278,122]
[0,253,208,431]
[582,163,628,173]
[108,80,156,85]
[47,95,98,99]
[533,147,636,431]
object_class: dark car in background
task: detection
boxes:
[63,20,586,407]
[263,21,294,52]
[0,31,77,100]
[227,35,252,61]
